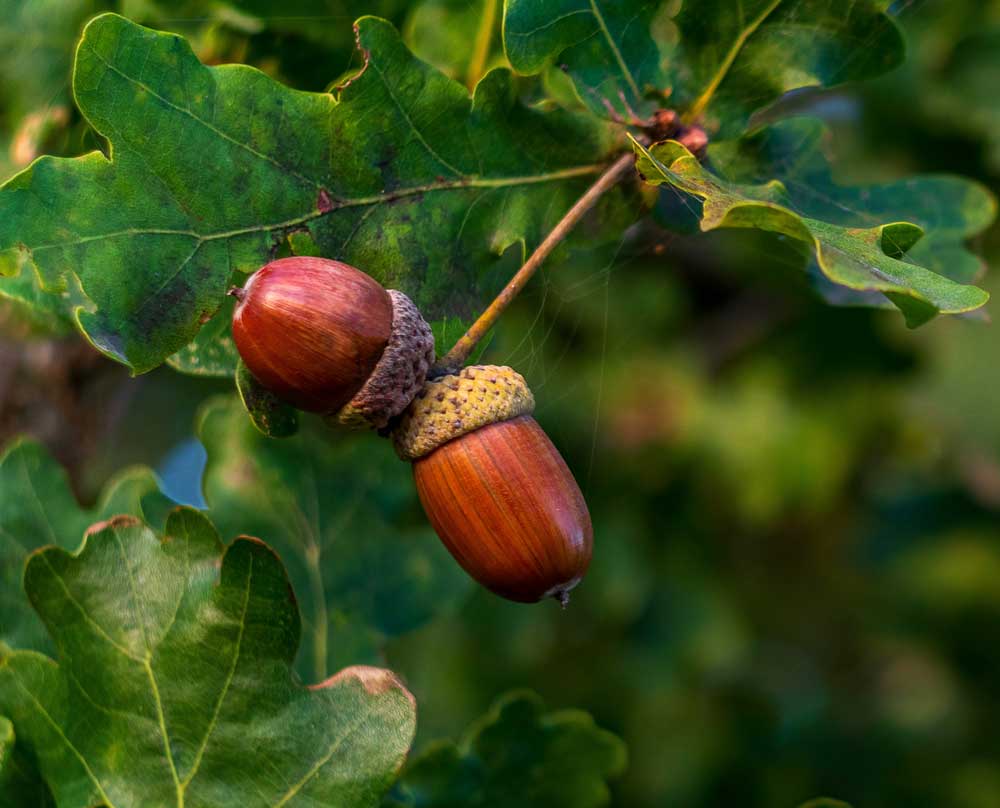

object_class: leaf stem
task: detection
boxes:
[433,151,635,374]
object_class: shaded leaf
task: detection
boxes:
[670,0,904,137]
[197,396,472,680]
[221,0,407,47]
[0,12,621,374]
[0,716,53,808]
[0,0,110,121]
[165,288,240,376]
[708,118,997,287]
[385,691,626,808]
[632,137,989,326]
[0,438,166,654]
[503,0,670,119]
[405,0,505,89]
[235,358,300,437]
[503,0,903,136]
[798,801,853,808]
[0,510,416,808]
[0,0,111,330]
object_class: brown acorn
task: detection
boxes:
[231,256,434,428]
[392,365,593,604]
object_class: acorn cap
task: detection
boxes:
[392,365,535,461]
[331,290,435,430]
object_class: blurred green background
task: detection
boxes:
[3,1,1000,806]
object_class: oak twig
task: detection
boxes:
[433,151,636,374]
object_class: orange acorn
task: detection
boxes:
[393,366,593,604]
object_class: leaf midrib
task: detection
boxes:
[589,0,641,99]
[686,0,784,122]
[22,165,605,255]
[24,533,258,807]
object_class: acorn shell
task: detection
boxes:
[232,257,392,413]
[412,414,593,604]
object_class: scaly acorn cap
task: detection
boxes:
[392,365,535,460]
[331,290,435,430]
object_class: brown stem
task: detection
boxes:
[434,151,635,374]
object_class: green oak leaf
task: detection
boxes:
[632,136,989,326]
[0,0,112,332]
[0,271,76,337]
[0,715,53,807]
[405,0,505,89]
[503,0,903,135]
[669,0,904,137]
[707,117,997,307]
[385,691,627,808]
[0,12,621,375]
[235,358,300,437]
[503,0,670,119]
[919,27,1000,173]
[198,396,472,680]
[165,286,240,376]
[0,509,416,808]
[0,438,167,654]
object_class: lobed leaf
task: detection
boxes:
[503,0,669,119]
[0,0,111,330]
[633,136,990,326]
[197,396,473,680]
[0,12,622,375]
[0,438,166,654]
[670,0,904,136]
[707,117,997,307]
[0,510,416,808]
[503,0,903,134]
[385,691,626,808]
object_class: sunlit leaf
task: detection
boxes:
[0,13,622,374]
[0,510,416,808]
[633,136,989,326]
[709,117,997,287]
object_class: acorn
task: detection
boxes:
[231,256,434,429]
[392,365,593,604]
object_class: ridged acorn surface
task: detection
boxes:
[231,257,434,427]
[393,365,592,604]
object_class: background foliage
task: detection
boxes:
[1,1,1000,806]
